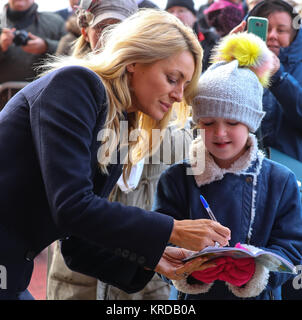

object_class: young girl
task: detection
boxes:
[153,33,302,300]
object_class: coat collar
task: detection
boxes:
[189,134,264,187]
[279,28,302,64]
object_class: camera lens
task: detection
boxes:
[13,30,29,46]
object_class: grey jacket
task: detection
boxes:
[0,3,66,83]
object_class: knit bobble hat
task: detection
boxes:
[192,32,274,133]
[165,0,196,15]
[76,0,137,28]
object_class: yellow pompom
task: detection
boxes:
[211,32,274,86]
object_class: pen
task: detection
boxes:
[200,194,217,222]
[199,194,222,247]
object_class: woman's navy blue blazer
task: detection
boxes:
[0,66,173,299]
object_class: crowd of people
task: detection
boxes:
[0,0,302,301]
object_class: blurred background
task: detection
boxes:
[0,0,208,12]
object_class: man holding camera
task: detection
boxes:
[0,0,65,86]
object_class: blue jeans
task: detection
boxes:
[0,289,34,300]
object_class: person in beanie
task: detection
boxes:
[72,0,138,57]
[165,0,219,72]
[203,0,245,36]
[165,0,197,28]
[153,32,302,300]
[136,0,158,9]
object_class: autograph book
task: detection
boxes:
[183,245,297,274]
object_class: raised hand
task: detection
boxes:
[0,28,15,52]
[22,32,47,55]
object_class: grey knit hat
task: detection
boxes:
[77,0,138,28]
[192,60,265,133]
[192,33,274,133]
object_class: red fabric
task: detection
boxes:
[191,256,255,287]
[198,32,205,42]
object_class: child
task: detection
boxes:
[153,33,302,300]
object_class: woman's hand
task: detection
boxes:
[230,20,246,34]
[169,219,231,251]
[154,246,215,280]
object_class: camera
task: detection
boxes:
[13,30,29,46]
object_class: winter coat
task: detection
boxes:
[0,3,66,83]
[261,28,302,161]
[193,21,219,72]
[153,134,302,300]
[47,123,193,300]
[0,65,173,299]
[55,15,81,57]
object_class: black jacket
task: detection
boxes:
[0,65,173,299]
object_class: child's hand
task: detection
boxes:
[270,52,281,75]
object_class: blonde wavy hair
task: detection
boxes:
[42,9,203,180]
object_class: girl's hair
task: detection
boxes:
[41,9,203,179]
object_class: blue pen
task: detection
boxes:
[200,194,217,221]
[200,194,222,247]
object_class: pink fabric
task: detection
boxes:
[191,256,256,287]
[204,0,244,15]
[235,242,249,251]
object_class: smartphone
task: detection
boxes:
[247,16,268,42]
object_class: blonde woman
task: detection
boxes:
[0,9,231,300]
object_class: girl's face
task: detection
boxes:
[199,117,249,169]
[127,50,195,121]
[266,11,296,56]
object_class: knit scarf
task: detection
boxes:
[6,3,38,29]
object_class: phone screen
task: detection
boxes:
[247,16,268,42]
